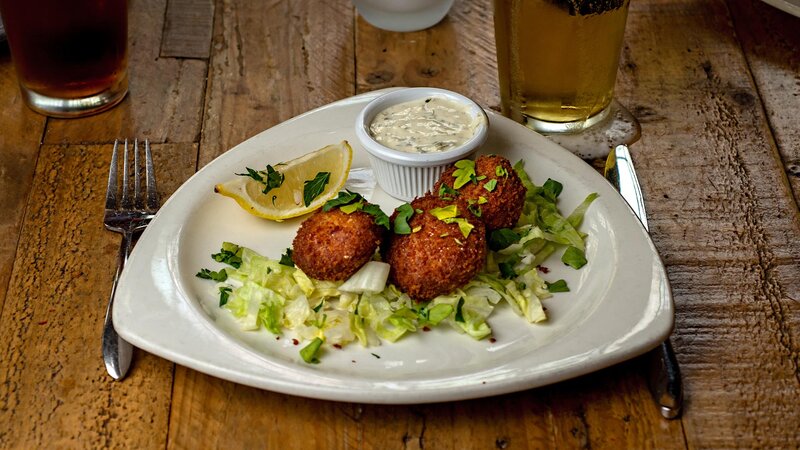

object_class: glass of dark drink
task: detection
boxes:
[0,0,128,118]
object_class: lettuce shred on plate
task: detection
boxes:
[196,161,597,363]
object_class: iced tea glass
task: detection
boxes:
[493,0,629,134]
[0,0,128,118]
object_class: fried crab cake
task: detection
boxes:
[385,195,486,301]
[433,154,526,231]
[292,208,386,281]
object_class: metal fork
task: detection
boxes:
[103,139,159,380]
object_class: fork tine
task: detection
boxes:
[105,140,119,210]
[144,140,159,211]
[120,139,133,209]
[134,139,142,208]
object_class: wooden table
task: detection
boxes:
[1,0,798,448]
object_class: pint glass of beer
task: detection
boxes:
[493,0,629,133]
[0,0,128,118]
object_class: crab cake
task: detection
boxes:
[292,208,386,281]
[385,195,486,301]
[433,155,526,231]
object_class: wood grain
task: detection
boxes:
[42,0,208,145]
[161,0,215,59]
[354,0,500,110]
[0,48,46,314]
[727,0,800,208]
[198,0,356,165]
[0,143,196,448]
[615,0,800,447]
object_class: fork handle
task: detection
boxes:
[102,232,135,380]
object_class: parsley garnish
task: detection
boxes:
[545,279,570,293]
[438,183,459,200]
[303,172,330,206]
[236,165,284,195]
[323,190,390,229]
[543,178,563,202]
[488,228,521,251]
[495,165,508,177]
[393,203,415,234]
[484,179,497,192]
[323,190,361,211]
[454,298,465,323]
[196,268,228,282]
[498,261,517,279]
[452,159,477,189]
[218,286,232,306]
[279,248,294,267]
[363,203,390,229]
[211,242,243,268]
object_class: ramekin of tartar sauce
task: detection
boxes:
[355,87,489,201]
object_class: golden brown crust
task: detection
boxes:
[433,155,526,231]
[385,195,486,301]
[292,208,387,281]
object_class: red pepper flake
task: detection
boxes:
[537,265,550,274]
[292,339,299,345]
[489,337,497,343]
[422,326,431,332]
[333,343,342,349]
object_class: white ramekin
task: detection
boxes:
[355,87,489,201]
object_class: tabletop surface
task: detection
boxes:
[1,0,799,448]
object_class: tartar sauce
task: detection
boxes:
[369,97,481,153]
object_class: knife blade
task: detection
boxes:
[604,144,683,419]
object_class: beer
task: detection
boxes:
[494,0,629,132]
[0,0,128,117]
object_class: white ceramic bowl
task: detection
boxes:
[352,0,455,32]
[355,87,489,201]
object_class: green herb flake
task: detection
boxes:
[546,279,570,293]
[371,353,381,359]
[476,175,487,181]
[323,190,361,211]
[452,159,477,189]
[300,337,324,364]
[339,201,363,214]
[196,268,228,282]
[412,226,422,233]
[443,217,474,238]
[236,165,285,195]
[362,203,391,229]
[499,262,517,279]
[302,172,330,206]
[279,248,294,267]
[313,300,325,313]
[211,242,243,268]
[467,204,482,217]
[484,179,498,192]
[562,246,588,269]
[478,196,488,205]
[488,228,521,251]
[218,286,232,306]
[543,178,564,202]
[454,238,464,246]
[393,203,415,234]
[429,205,458,220]
[438,183,459,199]
[495,165,508,177]
[454,298,465,323]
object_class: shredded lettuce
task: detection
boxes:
[198,160,596,363]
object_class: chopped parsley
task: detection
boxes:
[303,171,330,206]
[429,205,458,220]
[484,179,498,192]
[300,337,324,364]
[218,286,232,306]
[438,183,459,200]
[498,261,517,279]
[452,159,477,189]
[196,268,228,282]
[542,178,563,202]
[279,248,294,267]
[454,298,466,323]
[236,165,284,195]
[488,228,521,251]
[495,165,508,177]
[562,246,587,269]
[323,190,390,229]
[393,203,415,234]
[211,242,243,268]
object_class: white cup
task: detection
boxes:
[352,0,455,32]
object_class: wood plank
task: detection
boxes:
[354,0,500,110]
[727,0,800,208]
[198,0,357,165]
[614,0,800,447]
[0,142,196,448]
[42,0,207,145]
[0,48,46,313]
[161,0,215,58]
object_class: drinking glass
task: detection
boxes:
[0,0,128,118]
[493,0,630,135]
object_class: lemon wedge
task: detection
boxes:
[215,141,353,220]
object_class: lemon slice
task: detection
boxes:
[215,141,353,220]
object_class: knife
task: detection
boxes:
[604,145,683,420]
